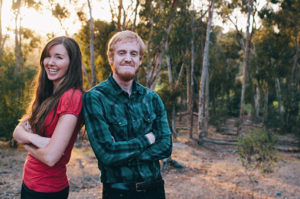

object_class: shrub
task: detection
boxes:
[237,128,278,173]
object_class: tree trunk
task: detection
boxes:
[255,86,260,118]
[87,0,96,86]
[189,12,195,139]
[0,0,5,56]
[122,7,127,30]
[165,40,177,137]
[237,0,253,136]
[131,0,139,31]
[82,63,91,89]
[166,42,172,85]
[263,87,269,122]
[146,0,178,90]
[117,0,123,30]
[275,78,282,117]
[204,69,209,136]
[146,2,153,87]
[198,0,215,140]
[14,0,23,74]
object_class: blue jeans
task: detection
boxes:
[21,182,69,199]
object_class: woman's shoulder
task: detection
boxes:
[61,88,83,99]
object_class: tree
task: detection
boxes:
[0,0,8,56]
[75,19,115,88]
[139,0,180,90]
[198,0,215,140]
[0,52,36,141]
[87,0,96,86]
[48,0,70,36]
[237,0,254,136]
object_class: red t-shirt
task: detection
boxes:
[23,89,83,193]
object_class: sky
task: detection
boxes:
[1,0,277,38]
[1,0,114,36]
[1,0,232,37]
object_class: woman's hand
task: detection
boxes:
[13,121,50,148]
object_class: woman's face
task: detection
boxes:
[43,44,70,89]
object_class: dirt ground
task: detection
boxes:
[1,117,300,199]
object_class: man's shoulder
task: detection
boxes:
[83,80,113,102]
[86,80,110,94]
[136,83,160,98]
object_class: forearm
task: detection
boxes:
[13,124,50,148]
[138,134,172,161]
[138,94,172,161]
[24,144,57,167]
[13,124,32,144]
[87,131,151,166]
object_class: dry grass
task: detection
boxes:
[1,117,300,198]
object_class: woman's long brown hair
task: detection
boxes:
[23,36,83,135]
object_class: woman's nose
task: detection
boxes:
[47,57,55,65]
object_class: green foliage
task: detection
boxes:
[237,128,278,173]
[156,71,182,123]
[0,53,36,140]
[74,19,115,88]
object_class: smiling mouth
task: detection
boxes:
[48,69,58,73]
[121,65,134,67]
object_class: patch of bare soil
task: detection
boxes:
[1,117,300,199]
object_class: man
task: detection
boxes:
[83,30,172,199]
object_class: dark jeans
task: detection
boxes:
[21,182,69,199]
[102,179,166,199]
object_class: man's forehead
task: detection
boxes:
[114,40,140,51]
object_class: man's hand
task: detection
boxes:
[145,132,155,144]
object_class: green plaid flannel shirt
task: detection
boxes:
[83,75,172,183]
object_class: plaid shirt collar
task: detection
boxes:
[107,74,144,96]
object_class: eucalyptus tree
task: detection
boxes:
[75,19,115,88]
[48,0,70,36]
[198,0,215,139]
[138,0,181,90]
[263,0,300,133]
[87,0,96,86]
[11,0,41,85]
[0,0,7,56]
[236,0,254,135]
[107,0,140,31]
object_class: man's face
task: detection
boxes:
[110,40,142,82]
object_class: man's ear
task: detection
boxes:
[139,56,143,66]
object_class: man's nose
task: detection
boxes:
[124,54,132,62]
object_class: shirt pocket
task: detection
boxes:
[142,112,156,135]
[109,118,128,141]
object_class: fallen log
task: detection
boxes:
[199,137,237,146]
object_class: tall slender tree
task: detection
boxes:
[198,0,215,140]
[87,0,96,86]
[237,0,254,136]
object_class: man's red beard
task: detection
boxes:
[114,67,139,82]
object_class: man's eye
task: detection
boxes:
[131,52,137,56]
[119,51,125,55]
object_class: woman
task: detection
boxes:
[13,36,83,199]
